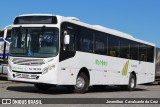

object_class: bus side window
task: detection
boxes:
[147,46,154,62]
[139,44,147,61]
[120,38,130,59]
[130,41,139,60]
[61,23,76,52]
[77,27,93,53]
[94,32,108,55]
[66,33,75,52]
[108,36,120,57]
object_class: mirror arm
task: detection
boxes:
[3,25,12,45]
[3,29,10,45]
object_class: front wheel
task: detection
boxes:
[73,72,89,93]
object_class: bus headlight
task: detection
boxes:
[42,65,55,74]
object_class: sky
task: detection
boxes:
[0,0,160,47]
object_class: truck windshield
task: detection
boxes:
[10,27,59,58]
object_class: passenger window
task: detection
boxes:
[77,27,93,53]
[95,32,108,55]
[147,46,154,62]
[130,41,139,60]
[66,32,75,52]
[61,23,76,52]
[120,39,130,59]
[108,36,120,57]
[139,44,147,61]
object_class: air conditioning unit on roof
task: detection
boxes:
[67,17,80,21]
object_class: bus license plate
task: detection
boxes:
[21,74,30,78]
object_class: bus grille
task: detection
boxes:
[13,70,42,74]
[12,58,45,66]
[15,72,39,79]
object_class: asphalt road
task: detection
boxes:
[0,76,160,107]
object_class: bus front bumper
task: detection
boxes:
[7,67,58,85]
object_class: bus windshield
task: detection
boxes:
[10,27,59,58]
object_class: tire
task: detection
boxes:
[121,74,136,91]
[158,82,160,85]
[73,72,89,93]
[34,83,52,91]
[127,74,136,91]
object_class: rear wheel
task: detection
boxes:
[73,72,89,93]
[34,83,52,91]
[121,74,136,91]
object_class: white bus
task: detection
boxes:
[0,28,11,59]
[0,27,11,75]
[4,14,155,93]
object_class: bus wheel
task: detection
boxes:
[74,72,89,93]
[34,83,52,91]
[127,74,136,91]
[120,74,136,91]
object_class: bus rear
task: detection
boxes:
[156,47,160,83]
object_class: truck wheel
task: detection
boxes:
[74,72,89,93]
[34,83,52,91]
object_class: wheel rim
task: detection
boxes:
[75,77,85,90]
[130,78,135,88]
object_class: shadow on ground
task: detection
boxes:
[6,85,147,95]
[0,75,7,81]
[141,83,160,86]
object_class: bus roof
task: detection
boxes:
[14,14,155,46]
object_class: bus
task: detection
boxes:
[156,47,160,84]
[3,14,155,93]
[0,28,11,59]
[0,27,11,74]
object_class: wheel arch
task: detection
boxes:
[77,67,90,84]
[130,71,137,83]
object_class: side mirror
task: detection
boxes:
[64,34,70,45]
[3,29,10,45]
[3,25,12,45]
